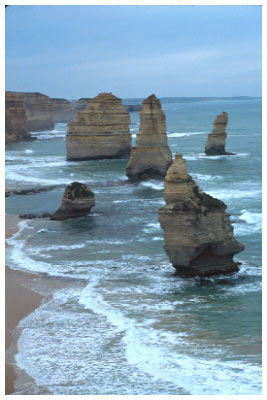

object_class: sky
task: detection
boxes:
[5,5,262,99]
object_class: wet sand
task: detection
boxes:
[5,214,43,395]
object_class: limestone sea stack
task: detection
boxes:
[159,153,244,277]
[66,93,131,160]
[5,91,34,143]
[51,182,95,220]
[51,98,75,123]
[22,92,54,131]
[126,94,172,181]
[205,112,234,155]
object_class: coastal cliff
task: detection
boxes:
[22,92,54,132]
[51,98,75,123]
[5,91,33,143]
[159,153,244,277]
[126,94,172,181]
[75,98,92,113]
[66,92,131,160]
[51,182,95,220]
[205,112,233,155]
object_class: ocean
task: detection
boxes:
[5,98,262,395]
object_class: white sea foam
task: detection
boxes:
[239,210,262,225]
[192,173,223,181]
[143,222,161,234]
[184,153,249,161]
[24,149,34,154]
[140,181,164,190]
[152,236,163,241]
[206,189,261,201]
[168,131,207,138]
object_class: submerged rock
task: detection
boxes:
[205,112,234,155]
[51,98,75,123]
[5,91,34,143]
[158,153,244,277]
[66,93,131,160]
[126,94,172,181]
[22,92,54,132]
[51,182,95,220]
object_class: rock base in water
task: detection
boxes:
[205,112,234,156]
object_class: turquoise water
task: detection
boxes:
[5,99,262,395]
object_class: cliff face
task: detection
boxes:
[126,94,172,181]
[51,182,95,220]
[5,91,33,143]
[51,98,75,123]
[159,153,244,277]
[22,92,54,132]
[66,93,131,160]
[205,112,233,155]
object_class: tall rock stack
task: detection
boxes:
[205,112,233,155]
[51,98,75,123]
[22,92,54,131]
[5,91,34,143]
[159,153,244,277]
[66,93,131,160]
[126,94,172,181]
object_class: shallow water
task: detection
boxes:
[5,99,262,395]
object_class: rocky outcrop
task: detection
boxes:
[5,91,34,143]
[51,182,95,220]
[126,94,172,181]
[51,98,75,123]
[76,98,92,113]
[159,153,244,277]
[205,112,234,155]
[66,93,131,160]
[22,92,54,131]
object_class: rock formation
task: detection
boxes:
[159,153,244,277]
[51,182,95,220]
[51,98,75,123]
[66,93,131,160]
[205,112,233,155]
[22,92,54,131]
[126,94,172,181]
[5,91,34,143]
[76,98,92,113]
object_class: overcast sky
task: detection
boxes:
[5,5,262,99]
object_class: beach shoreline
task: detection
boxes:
[5,214,44,395]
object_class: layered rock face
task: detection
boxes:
[5,91,33,143]
[159,153,244,277]
[126,94,172,181]
[22,92,54,131]
[51,98,75,123]
[205,112,233,155]
[51,182,95,220]
[66,93,131,160]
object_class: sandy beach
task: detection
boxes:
[5,214,43,395]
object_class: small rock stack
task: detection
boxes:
[126,94,172,181]
[205,112,233,155]
[51,182,95,220]
[66,93,131,160]
[159,153,244,277]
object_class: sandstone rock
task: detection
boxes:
[66,93,131,160]
[126,94,172,181]
[5,91,34,143]
[22,92,54,131]
[158,153,244,277]
[205,112,234,155]
[51,182,95,220]
[51,98,75,123]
